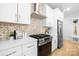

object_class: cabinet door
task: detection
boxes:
[45,5,54,27]
[45,5,51,26]
[23,41,37,56]
[54,8,64,22]
[52,27,57,51]
[0,3,17,23]
[0,46,22,56]
[18,3,31,24]
[52,35,57,51]
[50,10,55,26]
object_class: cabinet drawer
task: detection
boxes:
[23,41,37,52]
[23,48,37,56]
[23,50,33,56]
[23,41,37,56]
[0,46,21,56]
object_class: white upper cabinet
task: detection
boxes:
[0,3,17,23]
[45,5,54,27]
[54,8,64,22]
[18,3,31,24]
[0,3,31,24]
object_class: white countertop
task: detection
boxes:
[0,36,37,51]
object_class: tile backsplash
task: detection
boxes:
[0,18,46,40]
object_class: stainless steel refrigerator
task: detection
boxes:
[57,20,63,48]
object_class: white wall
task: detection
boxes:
[63,12,79,40]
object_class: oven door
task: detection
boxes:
[38,41,52,56]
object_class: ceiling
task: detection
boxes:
[47,3,79,18]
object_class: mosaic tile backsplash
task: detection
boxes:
[0,18,46,40]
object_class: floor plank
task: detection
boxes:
[50,40,79,56]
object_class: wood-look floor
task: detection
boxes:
[50,40,79,56]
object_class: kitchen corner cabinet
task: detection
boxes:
[0,3,17,23]
[17,3,31,24]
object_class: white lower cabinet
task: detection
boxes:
[23,41,37,56]
[0,39,37,56]
[0,46,22,56]
[52,36,57,51]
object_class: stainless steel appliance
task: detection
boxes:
[57,20,63,48]
[13,30,25,40]
[29,34,52,56]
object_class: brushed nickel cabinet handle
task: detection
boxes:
[27,44,34,48]
[6,51,16,56]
